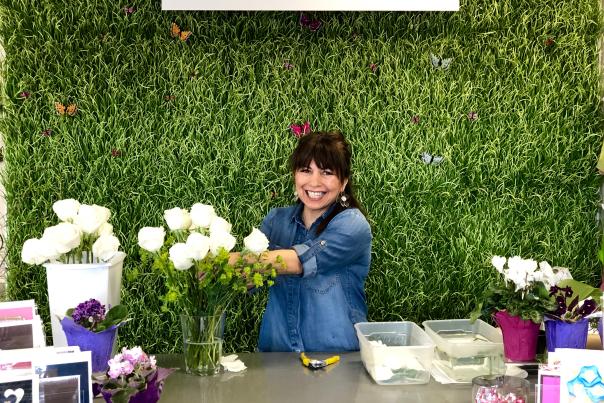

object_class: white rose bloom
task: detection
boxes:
[92,234,120,262]
[22,238,61,264]
[164,207,192,231]
[42,222,82,254]
[553,266,573,284]
[209,217,232,235]
[137,227,165,253]
[75,204,111,234]
[190,203,216,229]
[169,243,194,270]
[243,228,269,254]
[209,231,237,255]
[186,232,210,261]
[52,199,81,222]
[491,256,506,274]
[97,222,114,236]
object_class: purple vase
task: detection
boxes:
[494,310,540,362]
[545,318,589,352]
[60,317,118,372]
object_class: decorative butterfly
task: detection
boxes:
[270,190,278,200]
[164,95,176,102]
[369,63,378,74]
[544,37,555,47]
[111,148,122,157]
[170,22,191,42]
[299,13,321,32]
[55,102,77,116]
[290,121,311,138]
[283,60,294,70]
[41,128,52,137]
[123,6,135,15]
[411,115,421,125]
[430,53,453,70]
[421,152,444,166]
[189,70,199,80]
[467,111,478,121]
[18,91,31,99]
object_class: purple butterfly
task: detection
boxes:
[41,128,52,137]
[369,63,378,74]
[18,91,31,99]
[467,111,479,121]
[283,60,294,70]
[299,13,321,32]
[290,121,311,138]
[111,148,122,157]
[123,6,135,15]
[411,115,420,125]
[544,37,555,47]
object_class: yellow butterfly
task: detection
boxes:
[170,23,191,42]
[55,102,77,116]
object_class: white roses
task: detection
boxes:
[138,203,269,271]
[21,199,121,265]
[491,255,573,291]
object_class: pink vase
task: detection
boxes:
[494,310,540,362]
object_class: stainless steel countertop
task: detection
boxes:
[145,352,536,403]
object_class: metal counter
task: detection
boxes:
[148,352,536,403]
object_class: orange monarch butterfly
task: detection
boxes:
[55,102,77,116]
[170,23,191,42]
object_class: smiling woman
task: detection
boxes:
[254,131,373,352]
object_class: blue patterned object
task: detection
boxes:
[567,365,604,402]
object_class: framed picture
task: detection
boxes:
[0,375,36,403]
[0,300,36,321]
[536,367,560,403]
[33,351,92,403]
[557,348,604,403]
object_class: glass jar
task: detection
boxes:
[472,375,530,403]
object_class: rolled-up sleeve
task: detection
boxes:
[293,210,371,278]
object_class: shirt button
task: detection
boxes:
[320,240,326,246]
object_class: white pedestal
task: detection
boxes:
[44,252,126,347]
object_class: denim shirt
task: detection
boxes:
[258,203,372,352]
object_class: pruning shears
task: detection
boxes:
[300,352,340,370]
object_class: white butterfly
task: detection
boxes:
[421,152,444,166]
[430,53,453,70]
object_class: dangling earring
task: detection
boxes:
[337,192,349,208]
[293,190,299,201]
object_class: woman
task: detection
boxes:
[255,130,372,352]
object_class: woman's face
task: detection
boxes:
[294,160,348,219]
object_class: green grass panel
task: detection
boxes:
[0,0,602,352]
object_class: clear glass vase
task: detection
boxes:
[180,312,225,376]
[471,375,529,403]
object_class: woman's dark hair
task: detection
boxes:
[289,130,366,235]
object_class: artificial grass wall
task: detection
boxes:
[0,0,602,352]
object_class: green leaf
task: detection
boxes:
[556,279,602,301]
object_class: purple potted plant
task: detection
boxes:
[60,298,129,372]
[544,279,602,352]
[93,346,175,403]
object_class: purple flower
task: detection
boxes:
[564,286,573,297]
[577,299,597,317]
[549,285,559,296]
[283,60,294,70]
[72,298,106,329]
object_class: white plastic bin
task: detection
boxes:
[355,321,435,385]
[44,252,125,347]
[422,319,505,382]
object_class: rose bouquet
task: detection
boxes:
[60,298,129,371]
[137,203,280,375]
[93,346,174,403]
[472,256,570,323]
[21,198,121,264]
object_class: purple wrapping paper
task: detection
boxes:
[544,317,589,352]
[598,317,603,345]
[494,310,540,362]
[60,317,118,372]
[100,368,175,403]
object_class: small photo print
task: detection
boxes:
[35,361,89,403]
[0,323,34,350]
[0,300,36,321]
[0,378,33,403]
[39,375,79,403]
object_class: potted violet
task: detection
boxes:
[93,346,175,403]
[60,298,129,372]
[544,279,602,352]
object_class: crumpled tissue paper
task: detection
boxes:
[220,354,247,372]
